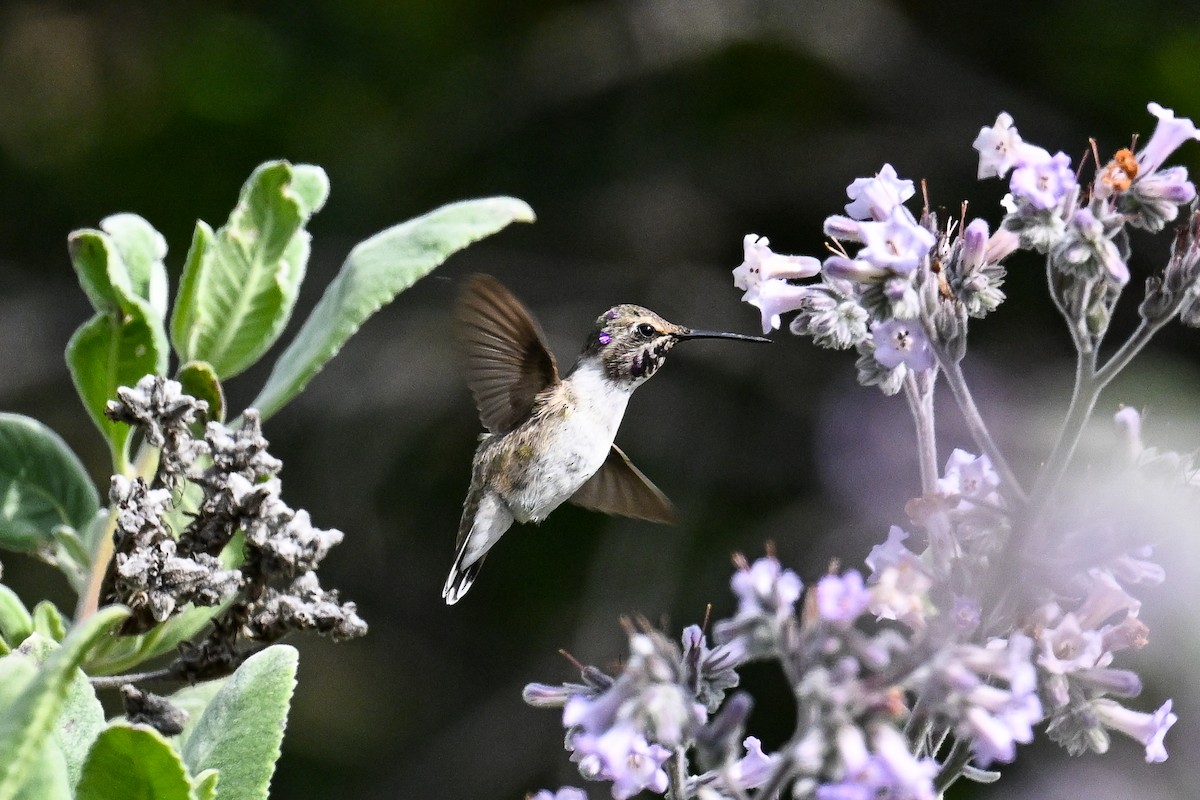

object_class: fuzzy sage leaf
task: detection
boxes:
[0,605,129,800]
[0,413,100,564]
[181,644,298,800]
[75,725,193,800]
[170,161,329,381]
[249,196,535,420]
[65,223,170,466]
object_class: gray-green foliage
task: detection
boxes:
[0,159,533,797]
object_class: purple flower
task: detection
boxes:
[823,254,890,283]
[867,567,931,630]
[1010,151,1076,211]
[730,736,776,790]
[1109,547,1165,586]
[816,783,875,800]
[973,112,1042,179]
[748,279,816,334]
[871,725,938,800]
[1124,165,1197,232]
[844,164,916,221]
[1133,165,1196,203]
[1137,102,1200,176]
[871,320,934,372]
[971,113,1014,176]
[1053,208,1129,285]
[816,570,871,623]
[1038,613,1107,683]
[865,526,918,575]
[1114,406,1144,463]
[1074,568,1140,629]
[571,724,671,800]
[564,683,626,736]
[936,449,1001,510]
[864,527,932,627]
[731,556,803,619]
[680,625,740,712]
[1101,614,1150,654]
[962,684,1041,758]
[963,706,1022,764]
[1076,667,1142,697]
[951,595,981,635]
[734,234,821,299]
[959,218,990,272]
[857,209,937,275]
[983,226,1021,263]
[529,789,589,800]
[1092,698,1177,763]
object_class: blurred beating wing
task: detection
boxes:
[570,445,676,524]
[456,274,560,433]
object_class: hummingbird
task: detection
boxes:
[443,274,770,604]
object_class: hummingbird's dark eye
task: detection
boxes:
[636,323,657,338]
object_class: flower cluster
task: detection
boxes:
[521,102,1198,799]
[103,374,366,678]
[733,102,1200,397]
[527,439,1179,797]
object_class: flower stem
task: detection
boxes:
[89,666,178,690]
[937,357,1027,504]
[904,371,939,494]
[666,747,689,800]
[1029,311,1175,519]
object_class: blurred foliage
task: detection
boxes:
[2,2,1200,799]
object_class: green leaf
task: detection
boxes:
[164,679,228,750]
[75,725,192,800]
[249,196,535,420]
[170,161,329,380]
[0,646,71,799]
[0,647,36,702]
[287,164,329,213]
[0,605,128,800]
[66,311,165,467]
[11,737,70,800]
[191,770,219,800]
[67,227,169,367]
[12,633,106,790]
[100,214,170,321]
[182,645,298,800]
[175,361,225,423]
[68,230,131,314]
[0,413,100,556]
[30,602,66,643]
[53,658,104,789]
[0,586,33,647]
[66,219,171,465]
[50,525,92,595]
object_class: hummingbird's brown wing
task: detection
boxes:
[569,444,676,524]
[456,274,560,434]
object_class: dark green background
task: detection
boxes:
[2,2,1198,798]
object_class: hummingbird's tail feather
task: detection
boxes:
[444,490,514,605]
[443,552,486,605]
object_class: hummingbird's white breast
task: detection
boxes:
[509,360,633,522]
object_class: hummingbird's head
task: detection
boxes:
[582,304,771,385]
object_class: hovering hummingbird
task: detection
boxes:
[443,274,770,604]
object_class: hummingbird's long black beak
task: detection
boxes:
[675,328,772,344]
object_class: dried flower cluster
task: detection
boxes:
[103,375,366,678]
